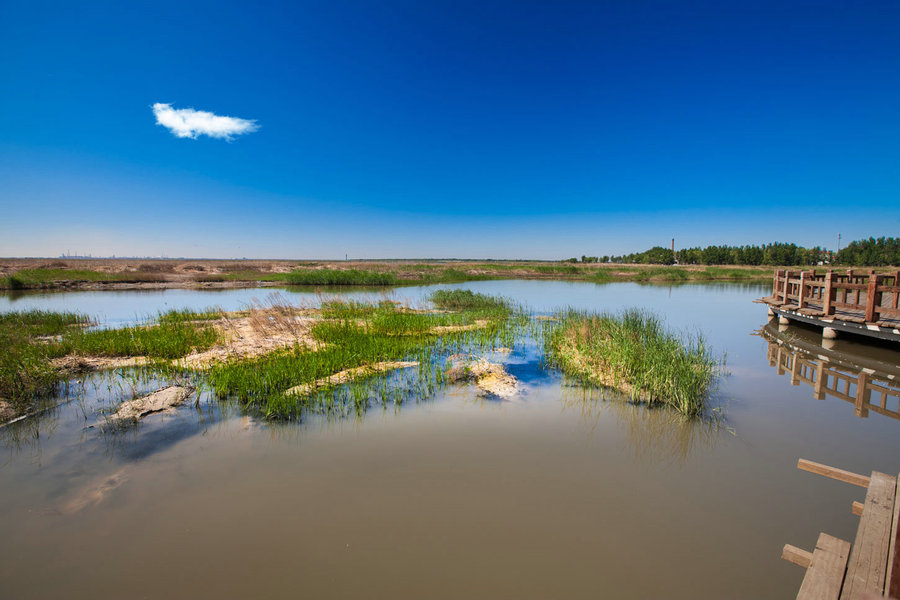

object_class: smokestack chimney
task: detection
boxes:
[671,238,675,253]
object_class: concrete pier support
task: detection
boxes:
[768,307,776,318]
[822,326,838,340]
[778,315,790,326]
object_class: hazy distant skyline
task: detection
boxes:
[1,1,898,259]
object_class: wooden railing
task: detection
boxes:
[771,269,900,324]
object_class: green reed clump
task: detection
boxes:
[433,268,494,283]
[545,308,720,417]
[430,289,510,313]
[283,269,398,286]
[157,308,223,324]
[534,264,581,275]
[206,294,517,419]
[0,268,163,289]
[631,267,691,282]
[0,310,88,406]
[699,266,770,280]
[320,300,386,319]
[59,316,220,359]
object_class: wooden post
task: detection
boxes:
[864,272,878,323]
[783,270,792,303]
[893,271,900,310]
[798,271,808,309]
[773,269,781,299]
[824,270,835,316]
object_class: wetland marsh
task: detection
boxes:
[2,280,900,599]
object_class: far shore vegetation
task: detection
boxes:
[1,237,895,292]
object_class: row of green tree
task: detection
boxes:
[591,237,899,266]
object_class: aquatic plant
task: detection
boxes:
[545,308,721,417]
[205,295,518,419]
[283,269,398,286]
[429,289,510,314]
[0,309,219,410]
[0,310,88,405]
[59,316,220,360]
[0,268,163,289]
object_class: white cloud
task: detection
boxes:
[152,102,259,140]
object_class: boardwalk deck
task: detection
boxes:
[784,459,900,599]
[758,269,900,343]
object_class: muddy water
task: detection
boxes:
[2,281,900,599]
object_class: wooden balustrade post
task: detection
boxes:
[772,269,780,298]
[823,270,835,316]
[894,270,900,312]
[798,271,807,309]
[782,270,791,304]
[864,272,878,322]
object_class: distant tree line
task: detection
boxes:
[580,237,899,266]
[835,237,900,267]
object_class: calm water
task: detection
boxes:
[2,280,899,599]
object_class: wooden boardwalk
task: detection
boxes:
[784,459,900,599]
[759,324,900,422]
[757,269,900,343]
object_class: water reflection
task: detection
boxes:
[558,383,722,465]
[759,322,900,422]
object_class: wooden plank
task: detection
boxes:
[797,533,852,600]
[798,459,871,488]
[886,475,900,597]
[853,501,865,516]
[783,544,813,568]
[840,471,896,600]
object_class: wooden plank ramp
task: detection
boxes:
[784,459,900,599]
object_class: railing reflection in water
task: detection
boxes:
[761,323,900,421]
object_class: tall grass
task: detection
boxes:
[60,318,219,359]
[545,308,721,416]
[0,311,88,405]
[283,269,398,286]
[430,289,510,314]
[205,294,517,419]
[1,268,163,289]
[0,309,219,410]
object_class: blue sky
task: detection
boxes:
[1,1,897,259]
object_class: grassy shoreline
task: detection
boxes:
[0,259,787,291]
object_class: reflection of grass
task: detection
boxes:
[546,309,721,417]
[559,387,723,465]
